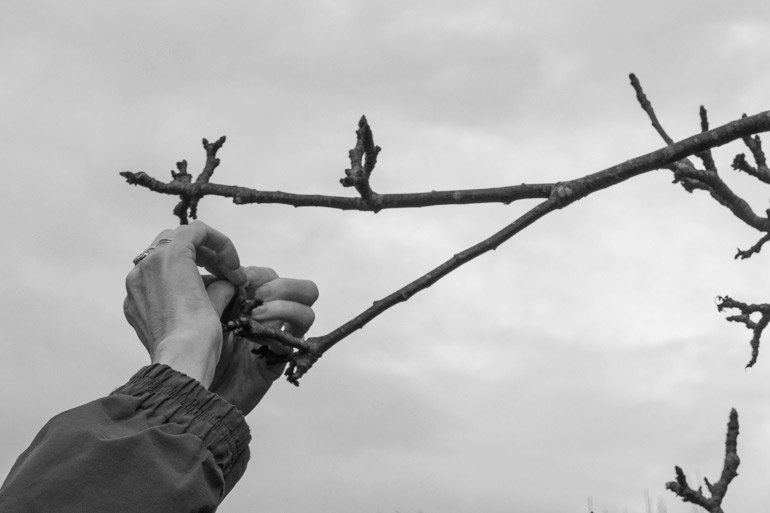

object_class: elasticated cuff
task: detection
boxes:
[110,364,251,496]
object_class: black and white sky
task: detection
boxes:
[2,1,770,512]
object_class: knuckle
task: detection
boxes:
[125,267,141,289]
[122,296,135,320]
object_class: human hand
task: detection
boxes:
[208,266,318,415]
[123,221,247,388]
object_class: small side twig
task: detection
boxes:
[340,115,381,208]
[735,233,770,260]
[698,106,717,171]
[188,136,227,220]
[170,160,193,224]
[629,73,675,145]
[716,296,770,367]
[731,116,770,185]
[666,409,740,513]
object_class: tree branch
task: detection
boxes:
[666,408,740,513]
[120,112,770,214]
[122,77,770,382]
[284,115,770,381]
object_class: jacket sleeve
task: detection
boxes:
[0,364,251,513]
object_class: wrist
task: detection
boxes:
[151,331,221,388]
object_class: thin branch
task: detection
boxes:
[716,296,770,368]
[119,175,555,210]
[121,112,770,214]
[666,408,740,513]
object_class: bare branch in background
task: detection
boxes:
[666,409,740,513]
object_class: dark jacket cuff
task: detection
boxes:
[110,363,251,495]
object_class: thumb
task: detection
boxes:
[207,280,237,317]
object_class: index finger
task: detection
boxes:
[176,221,248,287]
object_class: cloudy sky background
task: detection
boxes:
[3,1,770,512]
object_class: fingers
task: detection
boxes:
[245,266,279,289]
[252,300,315,337]
[140,221,247,287]
[252,277,319,306]
[178,221,241,271]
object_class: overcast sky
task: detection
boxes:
[3,1,770,512]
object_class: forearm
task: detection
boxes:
[0,364,250,513]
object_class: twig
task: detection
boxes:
[716,296,770,368]
[735,233,770,260]
[629,73,675,145]
[731,116,770,185]
[187,136,227,220]
[340,115,381,207]
[666,409,740,513]
[698,106,717,171]
[170,160,193,224]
